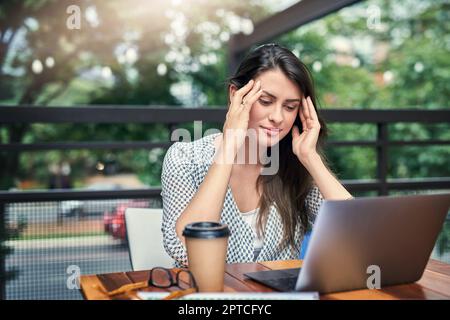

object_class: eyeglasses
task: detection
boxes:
[148,267,198,290]
[97,267,198,298]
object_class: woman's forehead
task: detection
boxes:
[255,69,302,99]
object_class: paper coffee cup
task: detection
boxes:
[183,222,230,292]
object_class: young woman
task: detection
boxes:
[161,43,353,267]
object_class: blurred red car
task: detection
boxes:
[103,200,149,242]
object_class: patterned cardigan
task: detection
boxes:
[160,132,324,267]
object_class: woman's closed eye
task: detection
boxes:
[258,98,272,106]
[285,104,298,111]
[259,98,298,111]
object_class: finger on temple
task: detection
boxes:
[243,89,263,113]
[302,97,311,120]
[242,80,261,104]
[299,107,307,131]
[307,96,317,121]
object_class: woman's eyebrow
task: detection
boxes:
[262,90,301,103]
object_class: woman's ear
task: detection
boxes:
[228,84,238,106]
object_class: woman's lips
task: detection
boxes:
[260,126,282,136]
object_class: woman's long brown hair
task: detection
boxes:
[228,43,328,253]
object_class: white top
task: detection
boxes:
[239,207,264,259]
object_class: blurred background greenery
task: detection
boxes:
[0,0,448,192]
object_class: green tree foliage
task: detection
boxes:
[0,0,269,190]
[273,0,449,181]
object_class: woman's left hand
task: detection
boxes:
[292,96,321,165]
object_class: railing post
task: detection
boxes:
[377,123,389,196]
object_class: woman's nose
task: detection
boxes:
[269,106,284,124]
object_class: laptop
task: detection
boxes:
[244,192,450,294]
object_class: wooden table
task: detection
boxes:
[80,259,450,300]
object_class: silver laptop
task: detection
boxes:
[245,192,450,294]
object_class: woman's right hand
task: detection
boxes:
[221,79,263,159]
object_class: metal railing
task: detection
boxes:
[1,106,449,195]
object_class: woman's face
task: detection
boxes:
[232,68,302,148]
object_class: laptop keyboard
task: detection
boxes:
[264,277,298,292]
[244,268,301,292]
